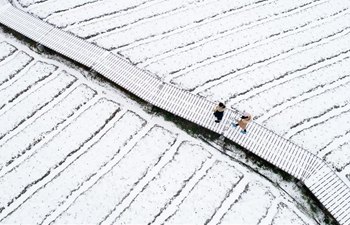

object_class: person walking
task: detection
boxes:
[232,112,252,134]
[213,102,226,123]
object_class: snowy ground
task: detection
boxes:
[0,27,330,224]
[14,0,350,187]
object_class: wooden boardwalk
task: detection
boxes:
[0,2,349,225]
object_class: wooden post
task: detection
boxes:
[296,179,304,188]
[36,43,45,53]
[217,134,225,147]
[144,103,153,113]
[89,69,99,77]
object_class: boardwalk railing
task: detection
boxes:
[0,2,349,224]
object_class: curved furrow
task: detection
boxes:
[0,111,147,224]
[289,109,350,155]
[0,59,37,92]
[163,3,347,82]
[206,178,252,225]
[92,0,262,51]
[98,138,185,224]
[139,0,332,69]
[194,27,350,104]
[0,49,19,67]
[261,78,350,136]
[118,0,274,59]
[147,159,216,225]
[122,0,284,65]
[1,2,349,224]
[0,51,33,87]
[163,3,346,79]
[231,54,350,119]
[16,0,48,8]
[260,73,350,125]
[38,122,156,225]
[107,142,212,225]
[0,98,120,218]
[264,78,350,130]
[324,142,350,172]
[0,84,96,175]
[217,181,276,225]
[116,0,326,54]
[0,61,57,112]
[172,14,350,92]
[0,41,17,62]
[49,125,177,224]
[289,105,350,138]
[0,71,76,141]
[45,0,160,29]
[69,0,194,40]
[0,86,100,181]
[287,103,350,138]
[27,0,104,20]
[161,161,243,225]
[269,202,309,225]
[319,130,350,156]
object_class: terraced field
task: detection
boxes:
[13,0,350,187]
[0,29,326,224]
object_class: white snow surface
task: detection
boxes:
[218,181,275,225]
[0,28,325,224]
[271,202,308,225]
[0,41,16,60]
[14,0,350,188]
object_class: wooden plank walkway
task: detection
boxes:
[0,2,349,224]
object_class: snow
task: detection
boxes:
[1,111,146,224]
[265,79,350,135]
[165,160,243,224]
[16,0,44,8]
[218,181,275,225]
[68,0,202,39]
[120,2,340,67]
[0,71,76,139]
[2,0,349,223]
[271,202,308,225]
[91,0,256,50]
[0,84,96,173]
[27,0,100,19]
[0,61,57,110]
[53,126,177,224]
[198,20,350,100]
[231,55,350,120]
[290,110,350,154]
[0,41,16,61]
[45,0,151,28]
[0,31,327,224]
[113,141,212,225]
[0,98,120,211]
[325,142,350,171]
[149,1,349,81]
[0,51,33,86]
[15,0,350,174]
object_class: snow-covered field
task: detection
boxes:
[0,27,328,224]
[14,0,350,186]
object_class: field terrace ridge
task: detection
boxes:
[0,1,349,224]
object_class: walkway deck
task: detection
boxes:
[0,2,349,224]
